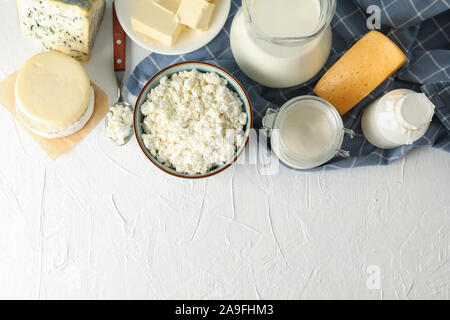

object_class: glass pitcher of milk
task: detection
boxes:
[230,0,336,88]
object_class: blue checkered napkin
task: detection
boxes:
[125,0,450,171]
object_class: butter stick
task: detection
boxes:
[132,1,182,46]
[154,0,181,14]
[177,0,216,32]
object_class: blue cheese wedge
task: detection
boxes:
[16,0,106,61]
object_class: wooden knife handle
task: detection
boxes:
[113,2,126,72]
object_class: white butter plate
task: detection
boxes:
[115,0,231,55]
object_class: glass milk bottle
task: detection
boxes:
[230,0,336,88]
[361,89,435,149]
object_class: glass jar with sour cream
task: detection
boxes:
[262,96,355,170]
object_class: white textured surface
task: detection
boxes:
[0,0,449,300]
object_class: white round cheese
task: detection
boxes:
[15,51,92,138]
[17,87,95,139]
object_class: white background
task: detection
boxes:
[0,0,449,300]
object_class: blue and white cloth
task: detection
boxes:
[125,0,450,170]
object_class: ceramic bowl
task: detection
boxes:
[134,62,253,179]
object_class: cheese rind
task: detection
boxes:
[17,87,95,139]
[16,0,106,61]
[131,1,182,46]
[15,51,92,136]
[177,0,215,32]
[313,31,407,115]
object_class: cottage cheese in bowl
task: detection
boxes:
[140,69,248,175]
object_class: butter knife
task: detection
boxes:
[113,1,126,103]
[106,1,133,146]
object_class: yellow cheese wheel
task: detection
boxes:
[314,31,407,115]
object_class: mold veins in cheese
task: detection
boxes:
[314,31,407,115]
[15,51,95,139]
[16,0,106,61]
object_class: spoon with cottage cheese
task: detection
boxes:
[106,102,134,146]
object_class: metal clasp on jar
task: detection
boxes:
[262,108,279,135]
[336,128,355,158]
